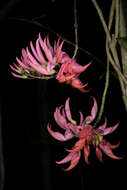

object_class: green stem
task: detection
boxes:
[95,60,110,125]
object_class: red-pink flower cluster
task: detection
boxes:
[47,97,122,171]
[10,33,91,92]
[10,33,122,171]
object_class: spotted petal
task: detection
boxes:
[54,106,67,129]
[56,152,81,171]
[65,98,73,122]
[47,124,72,141]
[85,97,98,123]
[99,140,122,160]
[99,122,119,136]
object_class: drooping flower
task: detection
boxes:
[47,97,122,171]
[56,59,91,92]
[10,33,91,92]
[10,33,69,79]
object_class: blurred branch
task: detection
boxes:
[73,0,78,59]
[92,0,127,85]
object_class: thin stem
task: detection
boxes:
[73,0,78,59]
[108,0,115,30]
[8,16,103,65]
[91,0,112,42]
[95,60,109,125]
[115,0,120,38]
[95,0,114,125]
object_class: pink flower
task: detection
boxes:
[56,59,91,92]
[47,97,122,171]
[10,33,68,79]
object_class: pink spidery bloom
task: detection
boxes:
[47,97,122,171]
[10,33,69,79]
[10,33,91,92]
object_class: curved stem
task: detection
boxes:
[95,0,114,125]
[8,17,104,65]
[92,0,127,85]
[95,60,109,125]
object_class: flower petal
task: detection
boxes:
[55,40,64,62]
[39,34,54,64]
[99,140,122,160]
[72,61,92,74]
[67,123,80,135]
[67,139,85,152]
[102,122,120,136]
[54,106,68,129]
[56,152,81,171]
[64,151,81,171]
[95,117,107,134]
[84,145,90,164]
[65,98,72,122]
[26,47,50,75]
[16,57,29,69]
[85,96,98,123]
[56,152,75,164]
[47,123,72,141]
[36,38,46,63]
[96,147,103,162]
[71,78,89,92]
[79,112,84,125]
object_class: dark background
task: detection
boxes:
[0,0,126,190]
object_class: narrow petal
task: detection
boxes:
[99,140,122,160]
[39,34,54,64]
[55,41,64,62]
[36,39,46,63]
[46,35,54,54]
[95,117,107,134]
[56,152,81,171]
[54,106,68,129]
[102,122,120,136]
[72,61,92,74]
[65,98,72,122]
[56,152,75,164]
[71,78,89,92]
[10,64,18,72]
[67,139,85,152]
[96,147,103,162]
[79,112,84,125]
[26,47,49,75]
[84,145,90,164]
[85,96,98,123]
[64,151,81,171]
[110,141,120,149]
[30,41,42,63]
[47,124,72,141]
[11,72,27,78]
[16,57,29,69]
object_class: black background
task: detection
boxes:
[0,0,127,190]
